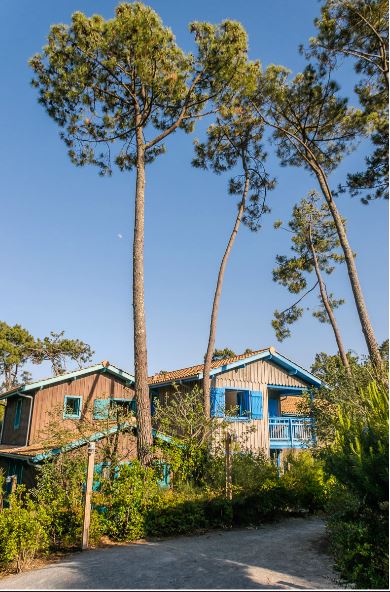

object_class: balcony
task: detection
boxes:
[269,417,314,449]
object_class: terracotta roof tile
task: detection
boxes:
[148,347,271,385]
[0,443,47,458]
[281,397,305,415]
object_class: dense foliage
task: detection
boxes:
[323,381,388,589]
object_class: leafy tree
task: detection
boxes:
[0,321,93,392]
[212,348,236,361]
[272,191,351,374]
[30,3,251,461]
[301,340,389,445]
[254,63,383,371]
[193,70,274,412]
[0,322,35,392]
[306,0,389,202]
[32,331,93,376]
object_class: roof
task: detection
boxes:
[280,396,305,415]
[0,362,135,400]
[149,347,269,385]
[148,347,322,387]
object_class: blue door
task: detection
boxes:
[268,398,280,417]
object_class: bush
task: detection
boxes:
[203,450,279,495]
[98,461,160,541]
[0,487,49,572]
[34,451,103,549]
[281,450,330,512]
[322,382,389,589]
[326,484,388,589]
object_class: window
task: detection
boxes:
[224,390,250,418]
[14,399,22,429]
[93,398,136,420]
[63,396,82,419]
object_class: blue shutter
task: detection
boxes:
[250,391,263,419]
[93,399,110,420]
[210,387,225,417]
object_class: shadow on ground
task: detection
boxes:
[0,517,342,590]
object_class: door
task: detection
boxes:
[268,397,280,417]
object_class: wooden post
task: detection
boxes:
[82,442,96,550]
[10,475,17,494]
[225,432,232,500]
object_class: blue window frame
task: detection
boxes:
[63,395,82,419]
[14,399,22,429]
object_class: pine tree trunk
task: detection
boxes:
[308,226,352,375]
[313,162,383,370]
[133,126,153,464]
[202,173,250,415]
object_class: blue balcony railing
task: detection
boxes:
[269,417,313,449]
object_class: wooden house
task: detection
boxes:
[149,347,322,462]
[0,361,138,488]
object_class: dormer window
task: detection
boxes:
[63,396,82,419]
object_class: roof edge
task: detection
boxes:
[0,364,135,400]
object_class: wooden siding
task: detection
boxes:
[1,396,32,446]
[216,359,307,389]
[28,372,135,445]
[214,419,268,453]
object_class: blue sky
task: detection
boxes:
[1,0,388,379]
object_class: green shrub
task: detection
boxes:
[145,490,208,536]
[98,461,160,541]
[203,450,279,495]
[34,452,103,549]
[232,486,288,525]
[281,450,330,512]
[326,484,388,589]
[0,487,49,572]
[322,381,389,589]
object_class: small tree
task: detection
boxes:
[254,63,383,372]
[212,348,236,361]
[30,3,251,462]
[193,72,274,413]
[272,191,351,374]
[0,322,35,392]
[0,321,94,392]
[306,0,389,202]
[31,331,93,376]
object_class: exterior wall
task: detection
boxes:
[1,396,32,446]
[215,359,308,456]
[150,381,197,403]
[28,371,135,445]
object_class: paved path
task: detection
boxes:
[0,517,342,590]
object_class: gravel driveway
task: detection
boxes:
[0,516,342,590]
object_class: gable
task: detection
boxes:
[216,358,309,390]
[29,371,135,444]
[0,363,135,400]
